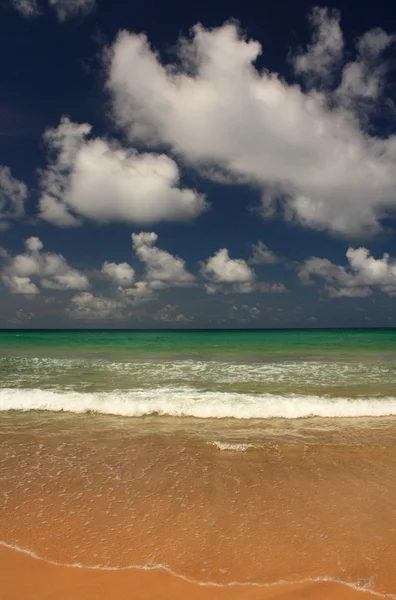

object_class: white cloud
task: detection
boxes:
[299,246,396,297]
[1,236,89,294]
[132,231,195,288]
[2,275,39,295]
[249,241,279,264]
[101,262,135,288]
[11,0,40,18]
[68,292,123,320]
[293,7,344,84]
[39,117,206,227]
[201,248,255,294]
[0,166,27,229]
[155,304,192,323]
[336,28,395,111]
[121,281,155,305]
[201,248,287,294]
[74,232,195,319]
[48,0,96,22]
[107,18,396,237]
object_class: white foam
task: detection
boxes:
[1,387,396,420]
[211,441,256,451]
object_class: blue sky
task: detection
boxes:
[1,0,396,327]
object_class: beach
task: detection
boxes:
[1,330,396,598]
[2,413,396,599]
[1,545,382,600]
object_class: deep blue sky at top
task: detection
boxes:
[1,0,396,327]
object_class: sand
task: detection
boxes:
[1,545,377,600]
[2,415,396,599]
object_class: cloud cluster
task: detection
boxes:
[11,0,96,21]
[72,232,198,321]
[1,237,89,295]
[155,304,192,323]
[67,292,123,320]
[0,166,27,230]
[132,232,195,288]
[39,117,206,227]
[107,15,396,237]
[229,304,260,322]
[299,247,396,297]
[201,247,286,294]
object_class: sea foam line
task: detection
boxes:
[0,540,394,598]
[2,387,396,419]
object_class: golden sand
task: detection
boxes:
[1,415,396,599]
[0,546,379,600]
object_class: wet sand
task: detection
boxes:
[0,546,379,600]
[1,414,396,599]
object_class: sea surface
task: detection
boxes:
[2,329,396,597]
[1,328,396,419]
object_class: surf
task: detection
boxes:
[2,387,396,419]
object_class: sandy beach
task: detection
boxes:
[1,414,396,599]
[0,545,380,600]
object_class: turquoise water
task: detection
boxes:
[1,328,396,358]
[1,329,396,419]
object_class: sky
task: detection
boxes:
[1,0,396,328]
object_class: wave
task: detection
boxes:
[2,357,395,389]
[1,387,396,419]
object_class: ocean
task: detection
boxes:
[1,328,396,419]
[2,329,396,598]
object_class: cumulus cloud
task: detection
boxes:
[101,262,135,288]
[299,247,396,297]
[107,16,396,237]
[0,166,28,229]
[132,231,195,288]
[2,275,39,295]
[201,248,255,294]
[39,117,207,227]
[1,237,89,295]
[11,0,96,21]
[68,292,123,320]
[249,241,279,265]
[155,304,192,323]
[73,232,195,320]
[121,280,155,305]
[201,247,287,294]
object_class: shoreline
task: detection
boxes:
[1,544,384,600]
[2,416,396,598]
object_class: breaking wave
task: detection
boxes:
[1,387,396,419]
